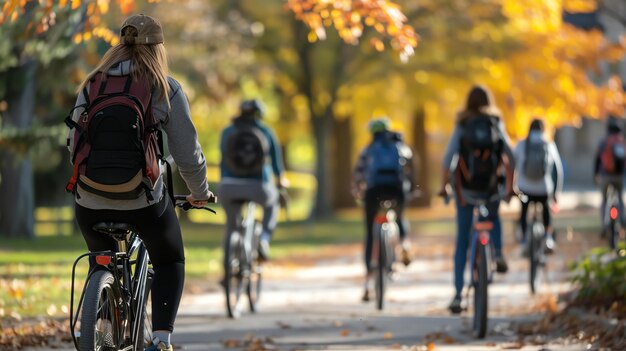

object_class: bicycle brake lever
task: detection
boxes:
[202,207,217,214]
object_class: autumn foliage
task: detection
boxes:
[286,0,418,61]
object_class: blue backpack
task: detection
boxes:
[365,139,403,187]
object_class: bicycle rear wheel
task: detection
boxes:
[529,222,538,295]
[375,230,387,311]
[609,218,619,250]
[78,269,120,351]
[473,244,488,339]
[133,267,153,350]
[248,222,263,313]
[224,231,244,319]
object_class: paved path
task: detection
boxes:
[166,219,599,350]
[27,211,606,351]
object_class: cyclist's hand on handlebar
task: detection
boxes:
[187,193,214,208]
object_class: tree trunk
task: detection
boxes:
[311,107,334,218]
[411,106,431,207]
[331,117,354,209]
[0,60,37,239]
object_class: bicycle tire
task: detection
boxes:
[248,222,263,312]
[610,218,619,250]
[133,267,153,350]
[375,228,387,311]
[473,243,488,339]
[224,231,244,319]
[78,270,120,351]
[529,222,538,295]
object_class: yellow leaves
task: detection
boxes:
[71,0,81,10]
[97,0,110,14]
[286,0,418,60]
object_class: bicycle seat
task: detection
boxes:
[92,222,137,238]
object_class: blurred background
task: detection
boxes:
[0,0,625,329]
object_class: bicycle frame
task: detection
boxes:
[70,231,150,351]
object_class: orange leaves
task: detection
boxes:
[1,0,136,41]
[286,0,418,61]
[563,0,598,13]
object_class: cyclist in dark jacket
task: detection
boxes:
[68,15,212,351]
[594,117,626,236]
[438,85,515,314]
[218,99,287,261]
[352,117,416,302]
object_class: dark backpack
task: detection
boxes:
[223,121,269,177]
[458,115,502,192]
[601,134,626,174]
[65,73,161,200]
[523,138,549,181]
[365,137,404,188]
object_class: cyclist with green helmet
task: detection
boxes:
[352,117,416,302]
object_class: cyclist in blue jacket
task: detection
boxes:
[218,99,287,260]
[352,117,416,302]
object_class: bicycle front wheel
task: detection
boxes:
[248,222,263,313]
[473,243,488,339]
[78,269,120,351]
[375,229,387,311]
[224,232,244,319]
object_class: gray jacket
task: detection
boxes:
[67,61,210,210]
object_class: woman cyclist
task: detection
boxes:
[514,118,563,255]
[438,85,515,314]
[67,15,212,351]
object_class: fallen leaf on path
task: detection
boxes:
[333,320,343,327]
[223,339,242,348]
[383,332,393,339]
[426,342,436,350]
[277,321,291,329]
[340,329,351,337]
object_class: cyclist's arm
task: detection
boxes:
[160,79,210,200]
[267,128,285,182]
[512,141,524,193]
[594,140,605,176]
[549,142,564,198]
[439,125,461,193]
[67,89,89,164]
[352,147,369,194]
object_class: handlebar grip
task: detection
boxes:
[174,195,218,203]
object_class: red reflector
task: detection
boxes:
[95,255,112,266]
[478,232,490,246]
[611,207,619,221]
[374,216,388,224]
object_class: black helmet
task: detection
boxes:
[240,99,265,119]
[608,116,622,134]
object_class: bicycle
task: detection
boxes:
[70,195,216,351]
[603,184,623,251]
[444,192,501,339]
[519,194,546,295]
[223,200,264,319]
[370,199,400,311]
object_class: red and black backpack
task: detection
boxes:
[65,72,163,201]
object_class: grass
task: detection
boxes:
[0,218,363,319]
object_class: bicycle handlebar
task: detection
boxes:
[174,194,218,214]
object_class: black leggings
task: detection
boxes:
[364,185,408,273]
[519,194,550,241]
[75,197,184,332]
